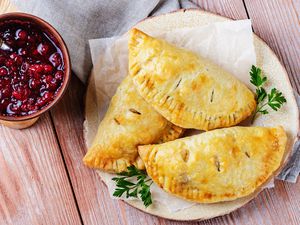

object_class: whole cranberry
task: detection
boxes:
[33,72,42,80]
[0,67,8,76]
[32,48,39,56]
[27,35,35,44]
[32,31,42,42]
[19,74,28,82]
[20,62,29,73]
[29,64,44,74]
[10,66,18,72]
[47,79,58,91]
[8,103,21,114]
[26,98,35,105]
[54,70,64,81]
[44,75,53,84]
[23,88,31,98]
[36,97,46,107]
[1,87,12,98]
[12,90,22,100]
[43,64,53,74]
[37,43,50,56]
[27,104,38,112]
[11,77,19,85]
[5,59,14,67]
[9,53,18,60]
[12,87,31,100]
[0,78,10,88]
[20,103,28,112]
[18,48,28,56]
[28,64,37,73]
[35,64,44,73]
[14,55,23,66]
[16,29,28,41]
[43,91,53,101]
[49,53,62,67]
[29,79,41,89]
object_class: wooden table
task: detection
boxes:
[0,0,299,224]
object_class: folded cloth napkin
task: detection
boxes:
[12,0,299,183]
[11,0,197,82]
[277,92,300,183]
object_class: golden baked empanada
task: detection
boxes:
[129,28,256,130]
[83,76,183,173]
[139,126,287,203]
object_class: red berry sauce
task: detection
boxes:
[0,20,65,116]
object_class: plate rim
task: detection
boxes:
[84,8,299,222]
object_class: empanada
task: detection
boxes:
[138,126,287,203]
[83,76,183,173]
[129,28,256,130]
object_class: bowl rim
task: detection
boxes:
[0,12,71,122]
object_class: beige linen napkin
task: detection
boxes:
[11,0,197,82]
[11,0,299,182]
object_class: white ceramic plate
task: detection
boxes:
[84,9,299,221]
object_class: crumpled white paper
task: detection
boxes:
[88,20,274,212]
[100,171,197,211]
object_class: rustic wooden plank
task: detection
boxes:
[51,1,300,225]
[239,1,300,224]
[51,75,173,225]
[0,1,82,223]
[48,2,248,225]
[51,75,148,225]
[191,0,248,20]
[0,113,82,225]
[244,0,300,93]
[191,1,300,225]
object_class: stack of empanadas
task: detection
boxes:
[83,28,287,203]
[83,75,183,173]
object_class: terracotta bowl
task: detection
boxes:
[0,12,71,129]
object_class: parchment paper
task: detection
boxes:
[87,20,296,212]
[89,20,256,120]
[88,20,259,212]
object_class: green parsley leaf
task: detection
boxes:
[250,65,286,123]
[250,65,267,87]
[128,188,138,198]
[267,88,286,111]
[256,87,267,102]
[139,183,152,207]
[258,109,269,115]
[112,166,153,207]
[113,188,128,198]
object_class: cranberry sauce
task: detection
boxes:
[0,20,65,116]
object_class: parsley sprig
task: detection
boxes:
[112,166,153,207]
[250,65,286,122]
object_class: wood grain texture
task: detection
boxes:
[0,114,81,225]
[0,1,82,224]
[50,75,179,225]
[244,0,300,93]
[0,0,297,223]
[45,1,300,225]
[191,0,248,19]
[51,75,127,225]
